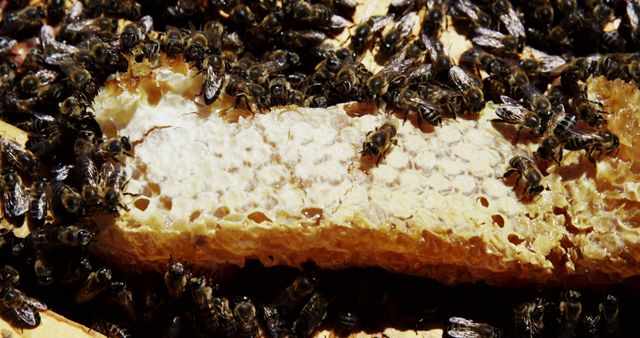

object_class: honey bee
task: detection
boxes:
[334,309,358,337]
[189,277,237,338]
[164,261,189,299]
[422,0,450,37]
[488,0,525,38]
[46,0,65,25]
[567,96,608,128]
[361,120,399,166]
[350,14,393,54]
[0,269,47,328]
[52,182,83,215]
[1,167,29,218]
[21,46,44,71]
[1,5,47,35]
[229,4,258,28]
[161,26,186,57]
[141,38,161,63]
[58,257,93,284]
[377,11,419,62]
[184,30,209,65]
[279,29,327,49]
[460,47,503,76]
[518,50,567,78]
[99,162,128,214]
[200,54,225,105]
[74,131,100,212]
[62,17,119,42]
[166,0,199,20]
[394,88,442,127]
[452,0,492,28]
[537,106,576,162]
[448,65,485,112]
[517,83,552,118]
[225,75,269,114]
[293,293,329,337]
[1,138,39,174]
[59,62,97,98]
[554,290,582,338]
[472,27,523,54]
[286,1,348,29]
[120,15,153,53]
[234,298,259,338]
[272,274,318,317]
[564,130,619,163]
[596,294,621,338]
[446,317,502,338]
[109,282,136,322]
[95,136,133,161]
[492,95,544,141]
[261,305,291,338]
[422,33,452,77]
[503,155,544,199]
[75,267,113,304]
[33,255,53,286]
[93,320,132,338]
[511,297,546,338]
[31,225,94,249]
[28,176,48,227]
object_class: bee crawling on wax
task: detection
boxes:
[361,119,399,166]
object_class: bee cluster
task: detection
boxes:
[0,0,638,336]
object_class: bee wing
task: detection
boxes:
[1,139,24,168]
[370,14,395,33]
[472,35,504,49]
[330,15,350,29]
[537,55,567,74]
[454,0,481,21]
[51,163,75,182]
[7,302,40,327]
[447,317,484,338]
[474,27,505,39]
[390,0,412,7]
[3,183,30,217]
[99,161,115,189]
[68,0,84,21]
[543,103,567,133]
[500,7,525,37]
[139,15,154,36]
[408,63,433,82]
[66,18,99,34]
[21,294,47,311]
[35,69,59,86]
[204,65,224,105]
[395,11,419,37]
[0,37,17,53]
[422,32,441,59]
[495,105,527,124]
[627,1,640,36]
[449,66,478,91]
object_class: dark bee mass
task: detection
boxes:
[0,0,637,336]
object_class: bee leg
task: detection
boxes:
[513,127,523,144]
[375,154,383,166]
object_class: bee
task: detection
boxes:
[483,76,507,102]
[488,0,525,38]
[62,17,119,42]
[361,120,399,166]
[268,75,292,107]
[279,29,327,49]
[93,321,132,338]
[422,33,452,77]
[622,0,640,45]
[31,225,94,249]
[537,107,576,162]
[33,255,53,286]
[517,83,551,118]
[21,46,44,71]
[492,95,544,142]
[58,257,93,284]
[29,176,48,227]
[449,65,485,112]
[530,0,555,26]
[60,62,97,98]
[110,282,136,322]
[75,267,113,304]
[334,61,364,96]
[422,0,450,37]
[286,1,348,29]
[18,69,59,98]
[120,15,153,53]
[141,38,161,63]
[556,56,598,96]
[99,162,128,214]
[225,75,269,114]
[27,125,64,157]
[229,4,258,28]
[1,6,47,35]
[460,47,503,76]
[1,138,39,175]
[166,0,198,19]
[0,272,47,328]
[554,290,582,338]
[503,155,544,199]
[164,261,189,299]
[234,298,259,338]
[189,277,237,338]
[446,317,502,338]
[564,130,619,163]
[394,89,442,127]
[568,96,608,127]
[161,26,186,57]
[472,27,523,54]
[377,11,419,62]
[203,20,224,54]
[74,131,100,212]
[184,29,209,65]
[350,14,393,54]
[511,298,546,338]
[200,54,225,105]
[452,0,492,28]
[261,305,291,338]
[95,136,133,161]
[52,182,83,215]
[46,0,65,25]
[1,167,29,218]
[334,309,358,337]
[272,274,318,318]
[518,50,567,78]
[596,294,621,338]
[293,293,329,337]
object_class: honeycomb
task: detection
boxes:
[89,63,640,286]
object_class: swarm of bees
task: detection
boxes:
[0,0,637,336]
